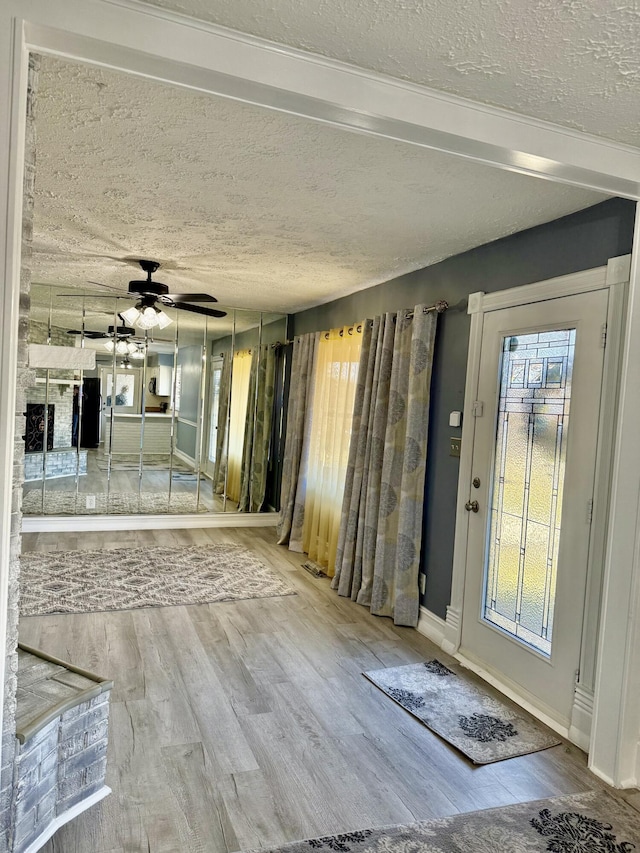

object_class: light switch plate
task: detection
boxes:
[450,437,461,458]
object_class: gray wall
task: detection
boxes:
[293,198,636,618]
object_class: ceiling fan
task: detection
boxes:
[66,319,135,340]
[66,319,145,357]
[87,259,227,329]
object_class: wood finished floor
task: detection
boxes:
[18,527,636,852]
[22,449,243,514]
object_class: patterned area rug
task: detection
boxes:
[20,544,296,616]
[22,491,211,515]
[364,660,560,764]
[248,791,640,853]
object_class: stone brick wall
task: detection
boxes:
[0,53,39,849]
[12,692,110,853]
[23,449,88,483]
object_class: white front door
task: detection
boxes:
[460,288,609,726]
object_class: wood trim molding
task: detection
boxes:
[590,217,640,789]
[22,512,279,533]
[469,266,608,314]
[16,2,640,199]
[22,786,111,853]
[447,306,484,655]
[569,685,594,753]
[416,606,447,649]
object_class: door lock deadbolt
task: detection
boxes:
[472,477,481,488]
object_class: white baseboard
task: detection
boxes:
[442,605,462,655]
[172,447,195,468]
[22,512,279,532]
[587,763,639,790]
[416,606,447,648]
[23,785,111,853]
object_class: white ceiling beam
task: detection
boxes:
[15,0,640,200]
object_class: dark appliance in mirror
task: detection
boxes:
[78,378,101,448]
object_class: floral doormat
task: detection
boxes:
[20,544,296,616]
[247,791,640,853]
[364,660,561,764]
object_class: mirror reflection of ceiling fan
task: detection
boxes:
[66,259,227,329]
[66,320,146,358]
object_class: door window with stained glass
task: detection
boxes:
[483,329,576,656]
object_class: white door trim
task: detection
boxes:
[446,258,630,768]
[590,214,640,788]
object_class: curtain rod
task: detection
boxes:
[407,300,449,316]
[280,300,450,345]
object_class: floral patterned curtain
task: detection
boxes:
[332,305,437,627]
[277,332,318,545]
[239,345,276,512]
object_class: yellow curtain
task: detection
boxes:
[302,325,363,576]
[226,349,252,503]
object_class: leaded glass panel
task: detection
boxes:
[483,329,576,656]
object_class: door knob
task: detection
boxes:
[465,500,479,513]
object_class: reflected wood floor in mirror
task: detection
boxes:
[19,527,639,852]
[22,449,235,514]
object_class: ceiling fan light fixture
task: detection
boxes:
[136,306,161,329]
[129,348,144,360]
[104,340,115,353]
[115,339,130,355]
[156,310,173,329]
[121,306,141,325]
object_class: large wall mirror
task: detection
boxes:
[23,284,288,516]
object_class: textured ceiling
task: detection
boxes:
[33,55,604,313]
[140,0,640,146]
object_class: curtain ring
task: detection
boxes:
[348,327,353,335]
[357,324,362,333]
[339,329,344,337]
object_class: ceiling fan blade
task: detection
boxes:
[86,281,128,293]
[165,293,219,303]
[66,329,108,339]
[173,302,227,318]
[57,292,123,301]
